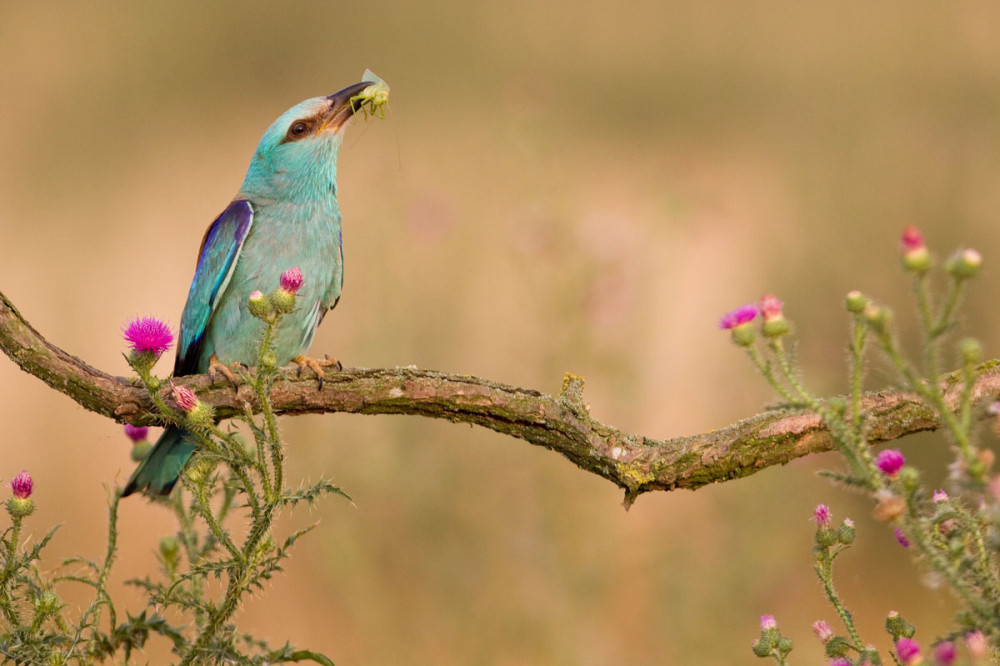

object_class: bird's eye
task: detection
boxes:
[287,121,310,139]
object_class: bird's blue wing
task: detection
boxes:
[175,199,254,376]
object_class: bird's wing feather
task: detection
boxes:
[175,198,255,376]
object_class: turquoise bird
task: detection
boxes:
[123,79,379,497]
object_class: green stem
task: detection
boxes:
[913,275,939,380]
[816,548,863,649]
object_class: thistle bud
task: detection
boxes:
[718,304,759,347]
[885,610,916,640]
[34,590,60,619]
[272,267,304,314]
[960,338,983,365]
[845,290,869,313]
[946,248,982,280]
[759,294,791,338]
[160,536,180,573]
[863,304,893,333]
[900,226,931,273]
[838,518,855,545]
[130,440,152,463]
[171,385,213,426]
[6,470,35,518]
[248,290,271,318]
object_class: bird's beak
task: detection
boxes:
[320,81,376,133]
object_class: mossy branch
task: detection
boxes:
[2,290,996,506]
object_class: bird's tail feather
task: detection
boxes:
[122,427,197,497]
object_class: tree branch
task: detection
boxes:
[2,290,997,506]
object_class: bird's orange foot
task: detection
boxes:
[293,354,343,390]
[208,353,240,390]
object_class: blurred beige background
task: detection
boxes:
[2,2,999,664]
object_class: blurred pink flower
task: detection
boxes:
[124,424,149,443]
[719,304,758,330]
[876,449,905,477]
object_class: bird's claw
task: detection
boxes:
[293,354,342,390]
[208,354,240,390]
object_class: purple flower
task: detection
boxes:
[812,620,834,643]
[280,266,304,294]
[894,528,910,548]
[124,424,149,443]
[123,317,174,356]
[932,489,949,503]
[719,304,758,330]
[876,449,905,477]
[760,614,777,630]
[896,637,921,664]
[172,385,199,413]
[933,641,956,665]
[9,471,32,499]
[814,504,831,527]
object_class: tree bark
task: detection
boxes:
[2,290,994,506]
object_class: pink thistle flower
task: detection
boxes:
[932,489,949,503]
[900,226,925,253]
[830,659,852,666]
[172,384,199,413]
[894,528,910,547]
[814,504,831,527]
[9,471,32,499]
[124,424,149,443]
[280,266,304,294]
[812,620,834,643]
[759,294,784,322]
[876,449,905,477]
[123,317,174,356]
[760,615,777,630]
[965,631,987,658]
[933,641,956,665]
[896,637,921,664]
[719,304,758,330]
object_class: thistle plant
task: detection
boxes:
[735,229,1000,665]
[1,267,347,665]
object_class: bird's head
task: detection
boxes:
[240,81,375,202]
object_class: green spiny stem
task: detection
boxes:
[849,318,868,433]
[816,546,863,649]
[744,345,805,407]
[960,356,977,434]
[962,509,1000,600]
[93,493,120,635]
[931,278,964,339]
[770,339,875,483]
[903,511,998,632]
[252,316,284,502]
[193,483,242,563]
[913,275,940,380]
